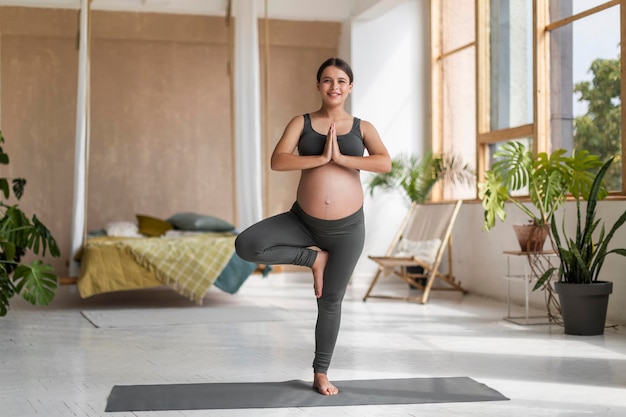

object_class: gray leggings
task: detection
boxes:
[235,202,365,374]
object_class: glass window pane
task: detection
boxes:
[443,47,477,200]
[551,0,615,21]
[489,0,533,130]
[550,5,621,191]
[442,0,475,53]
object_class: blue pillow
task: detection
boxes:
[213,253,258,294]
[167,212,235,232]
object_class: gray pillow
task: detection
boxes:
[167,212,235,232]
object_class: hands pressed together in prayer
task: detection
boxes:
[323,122,343,165]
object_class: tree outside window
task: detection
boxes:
[573,56,621,191]
[550,3,621,192]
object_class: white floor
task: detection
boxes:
[1,273,625,417]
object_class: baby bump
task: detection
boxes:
[296,164,364,220]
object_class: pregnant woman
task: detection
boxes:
[235,57,391,395]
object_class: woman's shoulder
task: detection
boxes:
[357,118,376,130]
[357,119,382,141]
[280,114,306,139]
[285,114,307,127]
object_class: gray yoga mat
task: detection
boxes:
[105,377,508,411]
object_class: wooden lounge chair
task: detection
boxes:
[363,200,467,304]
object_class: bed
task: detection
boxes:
[70,212,271,303]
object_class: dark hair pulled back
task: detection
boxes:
[316,57,354,84]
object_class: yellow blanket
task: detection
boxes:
[77,233,236,304]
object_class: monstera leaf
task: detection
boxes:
[0,131,60,317]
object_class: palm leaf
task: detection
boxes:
[367,151,474,204]
[492,141,532,190]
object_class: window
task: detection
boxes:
[475,0,536,182]
[549,1,622,191]
[433,0,625,196]
[489,0,533,131]
[432,0,477,200]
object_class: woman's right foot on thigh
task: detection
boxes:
[311,250,328,298]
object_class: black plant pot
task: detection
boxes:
[554,281,613,336]
[406,265,426,288]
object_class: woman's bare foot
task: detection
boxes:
[311,250,328,298]
[313,373,338,395]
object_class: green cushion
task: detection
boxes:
[167,212,235,232]
[136,214,173,237]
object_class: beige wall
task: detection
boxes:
[0,7,340,276]
[260,20,340,216]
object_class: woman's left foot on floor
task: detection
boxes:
[313,373,339,395]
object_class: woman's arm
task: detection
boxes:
[270,116,331,171]
[332,120,391,173]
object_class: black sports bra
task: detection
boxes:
[298,114,364,157]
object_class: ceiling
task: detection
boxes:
[0,0,400,21]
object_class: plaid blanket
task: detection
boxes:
[123,233,237,304]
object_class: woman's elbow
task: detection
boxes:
[379,157,392,173]
[270,155,286,171]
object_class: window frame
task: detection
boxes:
[430,0,477,200]
[432,0,626,197]
[475,0,547,184]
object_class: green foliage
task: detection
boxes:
[0,131,60,317]
[13,261,58,306]
[366,151,475,204]
[534,158,626,288]
[574,57,622,190]
[479,141,604,231]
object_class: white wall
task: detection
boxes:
[347,0,429,277]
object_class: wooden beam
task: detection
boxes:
[476,0,491,182]
[430,0,443,200]
[478,123,534,145]
[545,0,619,31]
[534,0,550,154]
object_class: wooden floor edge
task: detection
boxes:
[58,265,283,286]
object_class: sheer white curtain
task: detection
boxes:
[69,0,91,276]
[233,0,263,230]
[69,0,264,276]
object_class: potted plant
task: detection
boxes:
[0,131,60,317]
[479,141,605,251]
[366,151,475,204]
[533,157,626,335]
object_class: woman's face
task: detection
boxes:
[317,66,353,104]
